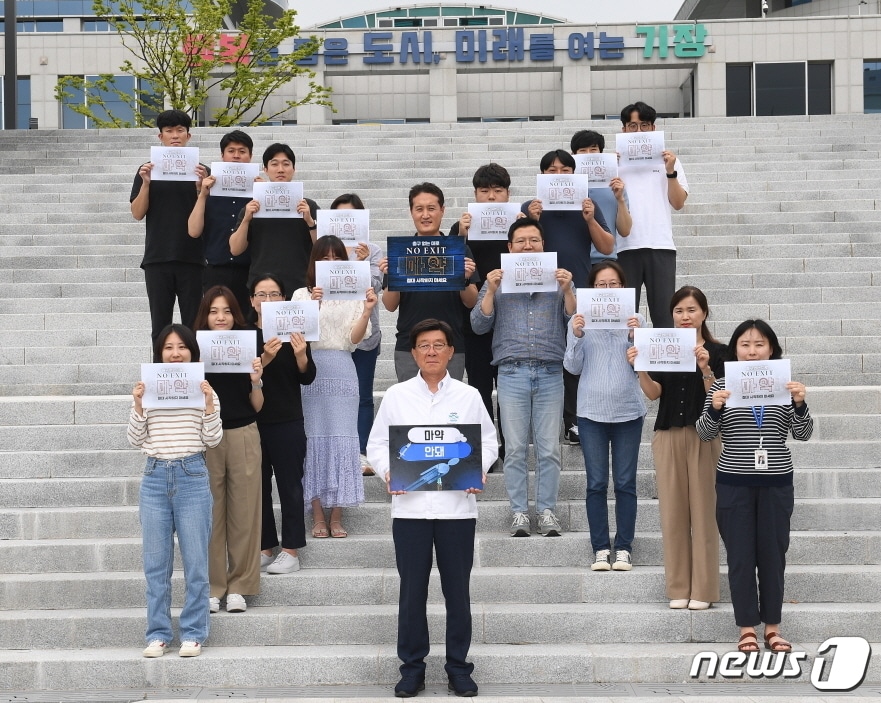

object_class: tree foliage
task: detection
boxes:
[55,0,332,127]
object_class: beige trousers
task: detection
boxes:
[652,426,721,603]
[207,422,262,597]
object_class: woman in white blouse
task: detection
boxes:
[292,235,377,538]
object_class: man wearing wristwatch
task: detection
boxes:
[616,101,688,329]
[229,143,319,299]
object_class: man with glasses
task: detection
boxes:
[471,218,575,538]
[367,318,498,698]
[617,101,689,328]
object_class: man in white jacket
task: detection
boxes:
[367,318,498,698]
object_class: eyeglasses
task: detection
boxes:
[594,281,622,288]
[253,291,283,300]
[415,343,449,353]
[625,122,653,132]
[511,237,543,246]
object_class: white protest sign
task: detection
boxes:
[536,173,590,211]
[500,252,558,294]
[615,131,665,169]
[149,146,200,181]
[724,359,793,408]
[315,260,372,301]
[252,181,304,218]
[141,362,205,409]
[576,288,636,329]
[260,300,320,341]
[573,153,619,188]
[633,327,696,372]
[317,209,370,245]
[196,330,257,373]
[209,162,260,198]
[466,202,521,241]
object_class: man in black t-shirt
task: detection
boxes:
[130,109,205,343]
[380,183,479,382]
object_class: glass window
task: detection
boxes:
[514,13,541,24]
[86,74,135,126]
[409,6,438,16]
[17,76,31,129]
[340,15,366,28]
[755,62,805,116]
[864,60,881,113]
[726,64,752,117]
[60,77,86,129]
[441,6,472,16]
[808,62,832,115]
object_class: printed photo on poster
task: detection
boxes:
[388,424,483,491]
[386,236,466,292]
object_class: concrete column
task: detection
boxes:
[429,65,457,123]
[295,71,331,125]
[561,63,591,120]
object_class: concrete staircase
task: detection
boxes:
[0,116,880,694]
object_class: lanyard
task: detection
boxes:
[751,406,764,449]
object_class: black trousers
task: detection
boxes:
[563,368,579,432]
[392,518,476,681]
[617,248,676,328]
[464,331,504,455]
[203,265,251,320]
[716,482,794,627]
[143,262,204,343]
[258,419,307,551]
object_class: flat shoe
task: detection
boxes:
[688,600,711,610]
[312,521,329,538]
[330,521,348,538]
[764,631,792,652]
[669,599,689,609]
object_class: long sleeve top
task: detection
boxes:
[696,378,813,487]
[127,392,222,459]
[291,288,369,352]
[366,372,498,520]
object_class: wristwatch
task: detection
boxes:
[251,380,264,389]
[666,171,678,179]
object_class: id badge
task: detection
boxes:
[754,449,768,471]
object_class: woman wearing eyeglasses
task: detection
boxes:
[250,274,317,575]
[292,235,377,539]
[564,261,646,572]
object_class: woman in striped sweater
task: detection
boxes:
[128,324,222,659]
[696,319,812,654]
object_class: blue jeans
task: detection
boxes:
[497,361,563,514]
[352,345,380,454]
[139,453,213,645]
[577,416,643,554]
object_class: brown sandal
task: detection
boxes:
[311,521,329,538]
[738,631,760,653]
[330,521,348,538]
[764,631,792,652]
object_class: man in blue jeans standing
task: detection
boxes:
[471,218,575,537]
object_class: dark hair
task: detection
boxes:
[193,286,248,331]
[472,163,511,190]
[262,143,296,168]
[507,217,544,243]
[587,261,626,289]
[220,130,253,154]
[570,129,605,153]
[330,193,365,209]
[539,149,576,173]
[408,182,445,209]
[156,109,191,131]
[249,273,286,299]
[620,101,657,126]
[306,235,349,289]
[727,319,783,362]
[670,286,718,345]
[409,318,454,349]
[153,324,200,363]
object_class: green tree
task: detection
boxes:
[55,0,332,127]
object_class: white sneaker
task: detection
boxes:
[142,640,167,658]
[179,641,201,657]
[360,453,375,476]
[612,550,633,571]
[226,593,247,612]
[209,597,221,614]
[260,552,274,572]
[591,549,611,571]
[266,551,300,574]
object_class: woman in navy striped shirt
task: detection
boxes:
[696,319,812,654]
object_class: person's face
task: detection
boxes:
[410,192,444,236]
[222,142,251,163]
[411,329,454,375]
[543,158,574,175]
[474,186,509,203]
[575,146,602,154]
[264,152,295,182]
[508,225,544,254]
[735,327,773,362]
[207,296,233,331]
[592,268,622,289]
[623,110,655,133]
[158,125,191,147]
[672,296,707,331]
[251,279,284,315]
[161,332,192,363]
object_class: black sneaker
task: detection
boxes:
[394,677,425,698]
[565,426,580,445]
[448,674,478,697]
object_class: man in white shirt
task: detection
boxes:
[367,318,498,698]
[617,101,689,328]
